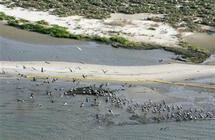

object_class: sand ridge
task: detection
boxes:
[1,61,215,82]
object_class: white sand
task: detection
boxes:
[0,4,180,47]
[1,61,215,83]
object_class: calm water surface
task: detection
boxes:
[0,37,178,66]
[0,78,215,140]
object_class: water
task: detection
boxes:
[0,78,215,140]
[0,37,177,66]
[1,23,215,140]
[183,32,215,65]
[183,33,215,53]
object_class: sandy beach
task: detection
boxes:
[1,61,215,83]
[0,4,179,48]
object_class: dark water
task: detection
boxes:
[0,37,178,66]
[0,78,215,140]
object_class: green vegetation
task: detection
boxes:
[0,12,210,63]
[0,11,15,21]
[1,0,215,31]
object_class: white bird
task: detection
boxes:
[76,46,82,51]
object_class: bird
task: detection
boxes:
[32,67,37,70]
[76,46,82,51]
[108,109,113,114]
[30,93,34,99]
[158,59,163,63]
[68,68,73,72]
[102,69,108,74]
[32,77,36,82]
[82,74,87,79]
[80,102,85,107]
[44,61,50,64]
[16,99,25,103]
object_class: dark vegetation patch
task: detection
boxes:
[1,0,215,31]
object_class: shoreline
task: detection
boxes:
[1,61,215,90]
[0,4,179,48]
[0,22,86,45]
[0,13,211,63]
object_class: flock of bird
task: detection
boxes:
[14,74,215,125]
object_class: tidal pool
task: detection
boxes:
[183,32,215,65]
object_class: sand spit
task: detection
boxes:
[1,61,215,83]
[0,4,179,47]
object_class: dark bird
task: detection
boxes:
[16,99,25,103]
[44,61,50,64]
[82,74,87,79]
[68,68,73,72]
[102,69,108,74]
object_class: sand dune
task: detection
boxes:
[0,4,179,47]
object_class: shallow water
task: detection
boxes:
[0,78,215,140]
[183,33,215,53]
[0,37,177,66]
[183,32,215,65]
